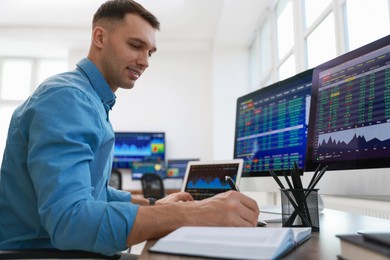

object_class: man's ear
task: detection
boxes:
[91,26,105,49]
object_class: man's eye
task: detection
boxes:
[130,44,140,49]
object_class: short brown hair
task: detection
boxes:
[92,0,160,30]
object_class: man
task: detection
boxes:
[0,0,259,256]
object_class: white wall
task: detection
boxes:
[70,40,252,164]
[113,47,214,161]
[69,41,216,162]
[212,46,251,160]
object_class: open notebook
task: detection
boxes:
[150,226,311,260]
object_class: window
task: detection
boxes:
[279,54,296,80]
[249,17,273,88]
[345,0,390,51]
[249,33,261,89]
[277,0,294,60]
[259,19,273,81]
[304,0,332,28]
[0,105,15,161]
[306,13,336,68]
[0,57,67,164]
[37,60,68,85]
[248,0,390,88]
[1,59,32,101]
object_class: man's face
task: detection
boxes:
[98,14,157,92]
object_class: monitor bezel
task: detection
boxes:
[305,34,390,172]
[233,68,314,177]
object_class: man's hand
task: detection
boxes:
[193,190,259,227]
[127,190,259,246]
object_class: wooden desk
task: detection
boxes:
[138,209,390,260]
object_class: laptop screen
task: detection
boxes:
[181,160,243,200]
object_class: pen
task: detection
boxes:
[308,164,322,189]
[283,171,294,190]
[225,175,266,227]
[270,170,311,227]
[292,161,303,189]
[307,165,328,191]
[285,165,328,226]
[269,170,285,189]
[225,176,240,191]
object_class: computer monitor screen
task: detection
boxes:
[305,35,390,196]
[165,159,199,179]
[112,132,165,169]
[233,69,313,177]
[306,35,390,171]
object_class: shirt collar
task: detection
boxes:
[76,58,116,112]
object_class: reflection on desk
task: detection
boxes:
[138,209,390,260]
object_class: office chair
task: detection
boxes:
[109,168,123,190]
[140,173,165,199]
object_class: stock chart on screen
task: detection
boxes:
[306,36,390,170]
[234,69,313,177]
[112,132,165,169]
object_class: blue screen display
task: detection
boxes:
[234,69,313,177]
[112,132,165,169]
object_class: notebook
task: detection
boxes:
[181,159,243,200]
[150,226,312,260]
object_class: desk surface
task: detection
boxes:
[138,209,390,260]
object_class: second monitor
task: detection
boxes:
[234,69,313,178]
[112,132,165,169]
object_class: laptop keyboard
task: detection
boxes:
[190,189,227,200]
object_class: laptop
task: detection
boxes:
[181,159,243,200]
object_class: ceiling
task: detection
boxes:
[0,0,269,57]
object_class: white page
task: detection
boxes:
[259,212,283,223]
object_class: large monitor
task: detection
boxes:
[235,69,313,191]
[112,132,165,169]
[305,34,390,197]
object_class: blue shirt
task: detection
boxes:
[0,58,139,256]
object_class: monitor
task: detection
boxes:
[112,132,165,169]
[165,159,199,179]
[234,69,313,192]
[305,34,390,197]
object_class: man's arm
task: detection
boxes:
[126,190,259,245]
